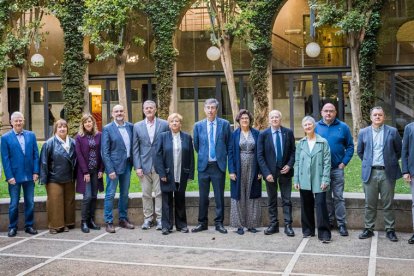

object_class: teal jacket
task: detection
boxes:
[294,134,331,193]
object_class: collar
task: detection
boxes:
[13,129,24,135]
[114,121,126,128]
[207,118,217,125]
[271,127,281,134]
[320,118,339,126]
[55,135,69,145]
[145,117,156,125]
[172,131,180,138]
[372,125,384,133]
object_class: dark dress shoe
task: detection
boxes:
[408,234,414,244]
[247,228,258,233]
[8,228,17,237]
[338,225,349,236]
[303,233,315,238]
[88,219,101,230]
[386,230,398,242]
[215,224,228,234]
[177,227,189,233]
[81,221,90,233]
[358,229,374,239]
[191,224,208,233]
[320,238,332,244]
[106,223,116,233]
[24,227,38,235]
[67,225,75,230]
[119,219,135,229]
[284,225,295,237]
[236,227,244,235]
[162,228,170,235]
[264,225,279,235]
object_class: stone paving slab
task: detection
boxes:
[1,238,82,257]
[0,256,47,276]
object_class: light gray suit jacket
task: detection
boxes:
[402,122,414,176]
[357,124,402,183]
[133,117,169,174]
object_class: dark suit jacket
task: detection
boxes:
[402,122,414,176]
[101,121,133,175]
[357,125,402,183]
[228,128,261,200]
[1,130,39,183]
[153,131,194,193]
[75,132,104,194]
[193,117,232,173]
[257,126,296,179]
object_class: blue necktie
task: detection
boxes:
[209,122,216,160]
[275,131,283,167]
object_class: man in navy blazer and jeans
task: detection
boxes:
[1,111,39,237]
[192,98,232,234]
[357,106,402,242]
[101,105,135,233]
[257,110,296,236]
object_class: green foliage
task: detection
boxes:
[50,0,86,136]
[145,0,190,119]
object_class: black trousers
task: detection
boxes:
[198,162,225,226]
[265,174,293,226]
[161,183,187,230]
[300,189,331,240]
[81,170,99,221]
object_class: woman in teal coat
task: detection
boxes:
[294,116,332,243]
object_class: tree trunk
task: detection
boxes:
[348,45,363,145]
[116,52,128,121]
[0,71,9,133]
[220,38,239,124]
[17,62,28,121]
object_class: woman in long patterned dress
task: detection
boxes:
[228,109,262,235]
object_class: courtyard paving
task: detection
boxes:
[0,226,413,275]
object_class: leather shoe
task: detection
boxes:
[191,224,208,233]
[88,219,101,230]
[338,225,349,236]
[24,227,38,235]
[247,228,258,233]
[386,230,398,242]
[81,221,90,233]
[162,228,170,235]
[303,233,315,238]
[236,227,244,235]
[264,224,279,235]
[8,228,17,237]
[359,229,374,239]
[177,227,189,233]
[106,223,116,233]
[155,219,162,230]
[408,234,414,244]
[215,224,228,234]
[119,219,135,229]
[141,220,152,230]
[284,224,295,237]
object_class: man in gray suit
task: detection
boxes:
[357,106,402,242]
[402,122,414,244]
[133,100,169,230]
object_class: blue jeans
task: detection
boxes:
[103,165,132,223]
[326,168,346,226]
[8,181,35,230]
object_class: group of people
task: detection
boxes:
[1,99,414,245]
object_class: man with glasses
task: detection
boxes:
[315,103,354,236]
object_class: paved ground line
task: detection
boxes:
[16,229,112,276]
[376,256,414,262]
[0,231,48,253]
[283,238,309,276]
[367,231,378,276]
[0,252,52,259]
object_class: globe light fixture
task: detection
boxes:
[206,46,220,61]
[31,53,45,67]
[305,42,321,58]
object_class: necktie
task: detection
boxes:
[275,131,283,167]
[209,122,216,159]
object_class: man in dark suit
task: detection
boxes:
[401,122,414,244]
[357,106,402,242]
[1,111,39,237]
[101,105,135,233]
[133,100,169,230]
[257,110,296,236]
[192,98,232,234]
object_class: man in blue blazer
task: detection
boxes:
[257,110,296,236]
[401,121,414,244]
[357,106,402,242]
[192,98,232,234]
[101,105,135,233]
[1,112,39,237]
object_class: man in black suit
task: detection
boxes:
[257,110,296,236]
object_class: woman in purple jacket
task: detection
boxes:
[75,114,104,233]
